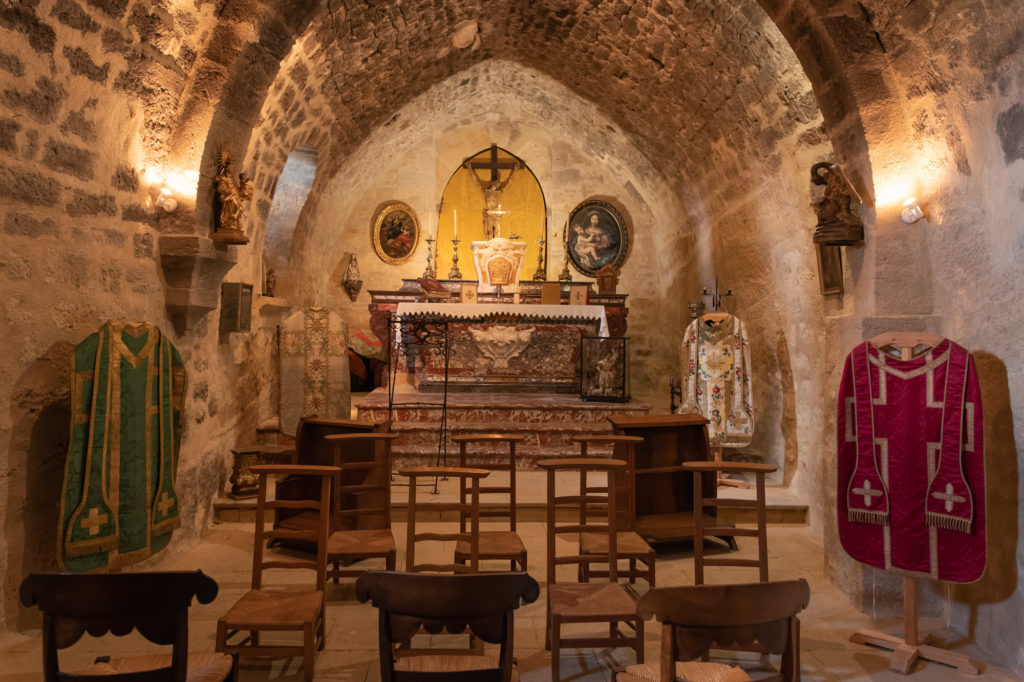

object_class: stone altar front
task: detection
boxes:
[394,302,608,392]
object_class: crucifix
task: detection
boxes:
[464,144,522,239]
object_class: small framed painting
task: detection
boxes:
[580,336,630,402]
[372,201,420,264]
[460,283,478,304]
[568,284,589,306]
[565,200,629,277]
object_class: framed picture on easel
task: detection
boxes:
[816,243,843,295]
[580,336,629,402]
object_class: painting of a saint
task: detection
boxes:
[565,200,629,277]
[372,202,420,264]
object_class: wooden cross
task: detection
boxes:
[157,491,176,516]
[80,507,108,536]
[931,483,966,512]
[465,144,519,186]
[852,479,884,507]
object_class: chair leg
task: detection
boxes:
[332,559,339,584]
[629,558,636,584]
[635,615,644,664]
[551,616,561,682]
[303,621,315,681]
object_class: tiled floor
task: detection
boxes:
[2,517,1016,680]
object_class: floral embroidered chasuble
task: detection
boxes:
[836,340,986,583]
[59,322,185,572]
[279,307,350,436]
[676,314,755,447]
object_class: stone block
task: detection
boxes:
[66,189,116,216]
[86,0,128,19]
[60,108,97,142]
[0,164,61,206]
[50,0,99,33]
[112,164,139,192]
[101,27,132,54]
[2,76,68,125]
[0,50,24,76]
[99,265,120,293]
[4,212,59,238]
[0,4,56,53]
[133,232,154,258]
[0,118,20,152]
[63,45,109,83]
[43,137,94,181]
[997,102,1024,164]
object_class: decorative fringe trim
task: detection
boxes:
[848,509,888,525]
[63,535,118,559]
[926,512,972,534]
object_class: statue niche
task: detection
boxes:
[811,161,864,246]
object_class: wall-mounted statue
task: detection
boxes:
[212,143,253,244]
[811,161,864,245]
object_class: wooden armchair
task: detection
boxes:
[355,571,540,681]
[617,580,810,682]
[539,457,644,681]
[324,432,399,582]
[19,570,233,682]
[452,433,528,571]
[216,464,337,681]
[574,434,656,587]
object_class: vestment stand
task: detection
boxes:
[848,333,980,675]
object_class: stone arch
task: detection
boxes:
[259,143,319,280]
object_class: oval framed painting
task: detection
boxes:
[372,201,420,264]
[564,200,629,277]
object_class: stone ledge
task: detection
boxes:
[158,234,239,334]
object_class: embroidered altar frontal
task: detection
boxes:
[59,322,185,572]
[837,340,985,583]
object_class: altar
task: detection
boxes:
[395,302,608,392]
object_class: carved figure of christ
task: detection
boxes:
[464,144,522,238]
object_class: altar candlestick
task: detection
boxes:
[453,209,458,239]
[448,238,462,280]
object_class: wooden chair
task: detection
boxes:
[272,417,389,548]
[452,434,528,571]
[355,570,540,681]
[398,466,489,573]
[324,432,399,582]
[216,464,337,681]
[19,570,233,682]
[574,434,656,587]
[681,461,777,584]
[539,457,644,681]
[617,580,810,682]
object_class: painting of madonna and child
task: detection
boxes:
[372,201,421,264]
[565,200,629,277]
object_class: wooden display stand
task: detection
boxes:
[849,332,981,675]
[607,414,727,543]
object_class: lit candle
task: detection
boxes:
[453,209,458,239]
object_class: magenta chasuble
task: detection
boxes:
[837,339,985,583]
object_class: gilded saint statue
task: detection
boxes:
[212,143,253,244]
[464,145,523,239]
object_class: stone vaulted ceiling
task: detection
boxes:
[284,0,820,191]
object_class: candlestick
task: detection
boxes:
[532,238,546,281]
[453,209,458,239]
[422,237,436,279]
[448,238,462,280]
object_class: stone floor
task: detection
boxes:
[3,516,1016,682]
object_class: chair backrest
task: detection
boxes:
[453,434,526,534]
[682,460,777,584]
[325,432,399,531]
[355,570,540,682]
[252,464,338,591]
[536,457,626,587]
[399,466,489,573]
[19,570,219,682]
[573,434,643,530]
[637,579,810,682]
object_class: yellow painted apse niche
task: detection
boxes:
[435,147,547,279]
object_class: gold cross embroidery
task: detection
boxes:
[931,483,966,513]
[157,492,176,516]
[81,507,109,536]
[852,479,884,508]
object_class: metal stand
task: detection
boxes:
[386,312,453,494]
[448,238,462,280]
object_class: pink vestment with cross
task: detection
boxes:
[836,339,986,583]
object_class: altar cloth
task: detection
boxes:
[395,302,610,337]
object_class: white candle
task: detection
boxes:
[453,209,458,239]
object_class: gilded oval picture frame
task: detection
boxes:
[564,200,629,277]
[372,202,420,264]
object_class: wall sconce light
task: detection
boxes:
[155,186,177,212]
[900,197,925,224]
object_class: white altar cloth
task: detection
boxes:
[395,302,610,337]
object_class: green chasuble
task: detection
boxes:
[59,321,186,572]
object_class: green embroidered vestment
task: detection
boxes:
[59,322,186,571]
